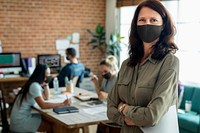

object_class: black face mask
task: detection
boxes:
[44,76,53,83]
[137,25,162,43]
[102,72,112,80]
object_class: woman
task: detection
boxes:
[10,64,71,133]
[91,55,121,133]
[91,55,118,100]
[107,1,179,133]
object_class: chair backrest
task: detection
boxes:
[97,122,121,133]
[0,89,10,133]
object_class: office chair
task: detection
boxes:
[0,89,10,133]
[97,121,121,133]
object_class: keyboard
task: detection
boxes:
[4,74,21,78]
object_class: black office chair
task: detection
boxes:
[0,89,10,133]
[97,121,121,133]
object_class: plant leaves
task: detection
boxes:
[87,29,99,38]
[93,45,98,49]
[96,24,104,34]
[88,39,97,44]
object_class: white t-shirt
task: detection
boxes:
[10,82,43,132]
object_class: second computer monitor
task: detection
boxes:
[0,52,22,74]
[37,54,61,73]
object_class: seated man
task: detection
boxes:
[50,48,85,87]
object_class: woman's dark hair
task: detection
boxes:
[128,0,178,66]
[16,64,49,106]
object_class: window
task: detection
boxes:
[119,1,200,84]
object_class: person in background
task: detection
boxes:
[10,64,71,133]
[107,0,179,133]
[91,55,120,133]
[50,47,85,88]
[91,55,119,100]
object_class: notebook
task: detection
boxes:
[87,100,103,105]
[53,106,79,114]
[74,93,98,101]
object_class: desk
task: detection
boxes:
[0,77,28,103]
[0,76,28,92]
[0,76,28,91]
[0,77,28,84]
[34,88,108,133]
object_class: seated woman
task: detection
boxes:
[10,64,71,133]
[91,55,118,100]
[91,55,121,133]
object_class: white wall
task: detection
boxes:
[106,0,117,44]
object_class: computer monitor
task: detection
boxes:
[37,54,61,73]
[0,52,22,74]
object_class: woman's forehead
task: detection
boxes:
[100,65,110,71]
[138,7,161,19]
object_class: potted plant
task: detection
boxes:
[106,32,126,64]
[86,24,106,54]
[87,24,126,65]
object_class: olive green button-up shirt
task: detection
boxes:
[107,53,179,133]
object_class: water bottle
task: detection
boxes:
[65,77,70,92]
[53,77,59,93]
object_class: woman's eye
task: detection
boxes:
[151,19,158,22]
[138,19,145,22]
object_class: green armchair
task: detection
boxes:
[178,84,200,133]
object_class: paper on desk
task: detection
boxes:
[83,106,107,115]
[140,105,179,133]
[47,93,73,103]
[53,112,108,125]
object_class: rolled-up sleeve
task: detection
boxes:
[107,60,131,125]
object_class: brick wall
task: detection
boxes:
[0,0,106,76]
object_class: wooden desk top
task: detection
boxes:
[0,77,28,83]
[34,88,108,129]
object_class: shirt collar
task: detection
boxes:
[146,54,156,64]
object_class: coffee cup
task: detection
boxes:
[185,100,192,112]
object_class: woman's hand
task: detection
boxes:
[118,102,136,126]
[125,117,136,126]
[91,75,101,94]
[118,102,129,116]
[41,82,50,100]
[98,91,108,100]
[41,82,48,88]
[91,75,98,85]
[63,99,71,106]
[118,102,124,110]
